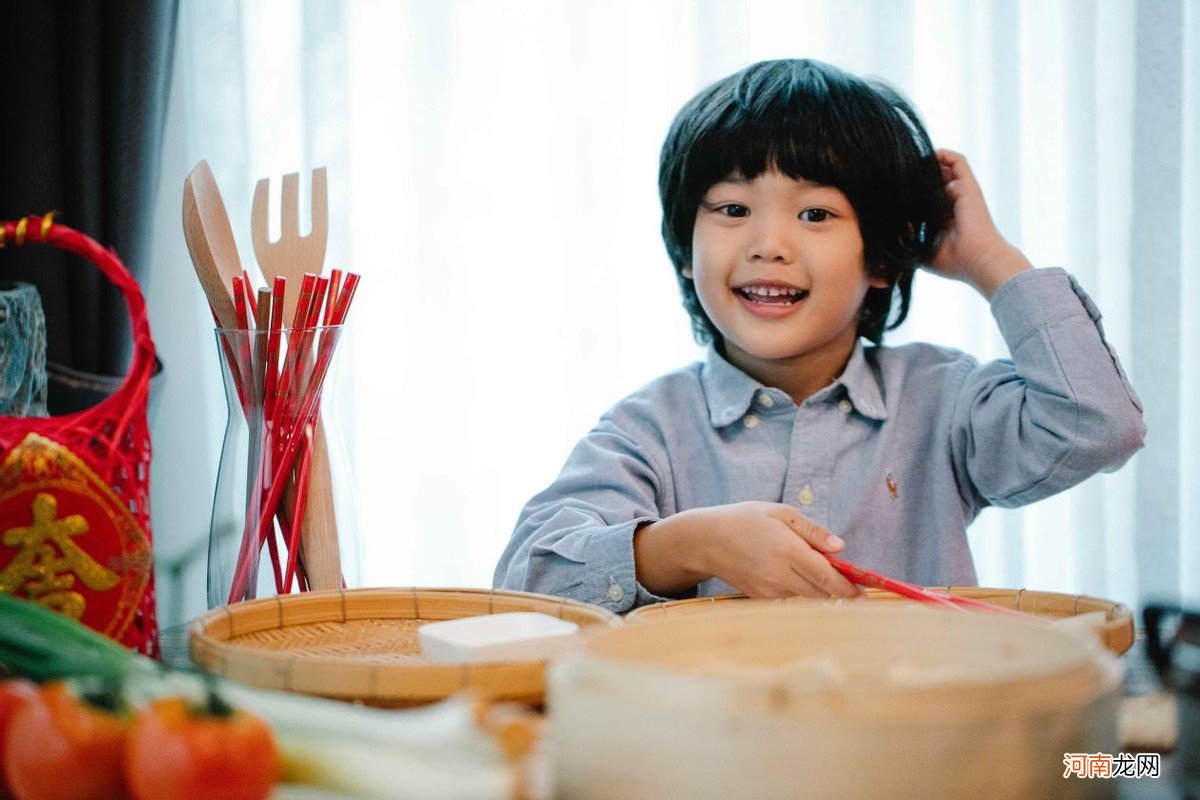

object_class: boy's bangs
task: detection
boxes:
[687,60,883,193]
[697,116,849,191]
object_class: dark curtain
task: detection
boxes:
[0,0,177,413]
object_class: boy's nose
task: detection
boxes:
[747,225,795,263]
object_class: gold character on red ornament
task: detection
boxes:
[0,492,119,618]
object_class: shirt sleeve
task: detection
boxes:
[949,267,1146,510]
[492,415,689,612]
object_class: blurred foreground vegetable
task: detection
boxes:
[126,694,280,800]
[0,679,36,799]
[3,682,129,800]
[0,595,515,799]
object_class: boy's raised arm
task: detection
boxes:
[925,151,1145,508]
[949,268,1145,508]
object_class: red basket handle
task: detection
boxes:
[0,214,156,399]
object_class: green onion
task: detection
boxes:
[0,593,138,681]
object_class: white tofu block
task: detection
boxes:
[418,612,581,663]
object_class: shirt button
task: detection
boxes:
[744,414,759,428]
[757,393,774,407]
[607,582,625,603]
[838,399,853,415]
[798,486,815,506]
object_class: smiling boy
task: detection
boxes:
[494,59,1145,611]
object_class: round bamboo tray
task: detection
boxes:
[188,587,621,706]
[625,586,1135,654]
[552,603,1122,799]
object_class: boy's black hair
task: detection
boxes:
[658,59,950,346]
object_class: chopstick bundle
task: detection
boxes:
[216,270,359,603]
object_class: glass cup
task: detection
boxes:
[208,325,359,607]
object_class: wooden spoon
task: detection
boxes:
[182,161,244,329]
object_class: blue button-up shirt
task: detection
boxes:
[494,268,1146,612]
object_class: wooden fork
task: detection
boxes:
[250,167,341,592]
[251,169,329,323]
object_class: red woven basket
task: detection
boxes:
[0,214,158,656]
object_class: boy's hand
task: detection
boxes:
[635,502,863,599]
[927,149,1033,298]
[701,502,863,598]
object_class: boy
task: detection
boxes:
[494,59,1145,611]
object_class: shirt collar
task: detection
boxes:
[835,342,889,421]
[700,341,889,428]
[700,347,764,427]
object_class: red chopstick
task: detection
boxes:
[212,309,249,414]
[241,270,259,317]
[275,274,318,437]
[323,270,343,325]
[264,277,286,423]
[282,423,316,593]
[254,288,285,595]
[230,275,255,396]
[825,555,1033,620]
[286,276,329,421]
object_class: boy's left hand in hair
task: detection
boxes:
[926,149,1033,298]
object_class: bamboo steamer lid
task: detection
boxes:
[550,603,1121,800]
[624,587,1136,655]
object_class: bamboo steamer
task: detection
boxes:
[188,587,620,706]
[551,603,1121,800]
[625,587,1135,655]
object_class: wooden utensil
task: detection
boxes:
[249,167,341,592]
[182,161,244,329]
[250,169,329,323]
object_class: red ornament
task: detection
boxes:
[0,215,158,656]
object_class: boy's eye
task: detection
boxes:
[800,208,830,222]
[715,204,750,218]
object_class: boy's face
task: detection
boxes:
[690,169,886,372]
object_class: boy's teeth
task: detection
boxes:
[738,285,807,303]
[744,286,802,296]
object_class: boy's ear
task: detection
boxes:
[867,264,889,289]
[682,267,694,279]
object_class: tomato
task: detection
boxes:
[3,682,129,800]
[124,696,279,800]
[0,680,38,799]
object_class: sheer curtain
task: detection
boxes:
[147,0,1198,627]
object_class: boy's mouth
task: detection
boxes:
[734,284,809,306]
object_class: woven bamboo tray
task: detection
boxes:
[188,587,621,706]
[624,587,1134,654]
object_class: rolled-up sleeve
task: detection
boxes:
[950,268,1146,509]
[492,416,684,612]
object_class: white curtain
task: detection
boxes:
[147,0,1199,627]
